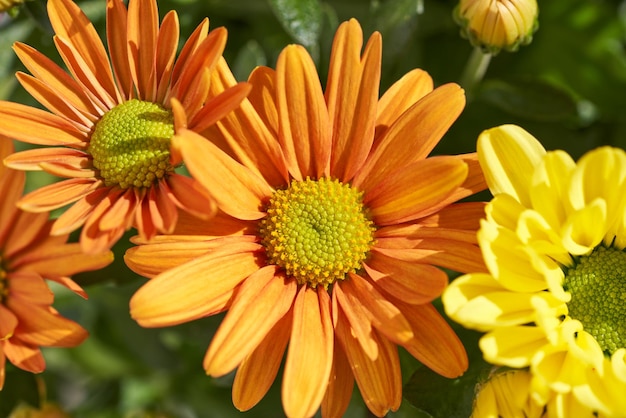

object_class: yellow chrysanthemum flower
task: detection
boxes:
[443,124,626,416]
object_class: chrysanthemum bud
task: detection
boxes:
[454,0,539,54]
[0,0,24,13]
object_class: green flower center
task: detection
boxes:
[564,246,626,354]
[88,99,175,189]
[259,177,375,289]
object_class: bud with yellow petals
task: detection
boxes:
[454,0,539,54]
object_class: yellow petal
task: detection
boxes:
[480,326,549,368]
[477,124,546,206]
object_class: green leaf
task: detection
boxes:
[0,367,40,417]
[403,329,491,418]
[372,0,423,33]
[477,78,582,124]
[267,0,322,60]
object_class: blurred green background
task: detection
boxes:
[1,0,626,416]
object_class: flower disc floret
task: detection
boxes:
[259,177,375,289]
[564,246,626,354]
[88,100,175,189]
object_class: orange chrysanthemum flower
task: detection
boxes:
[0,139,112,390]
[126,19,487,418]
[0,0,250,254]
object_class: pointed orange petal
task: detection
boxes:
[127,0,158,101]
[233,314,291,411]
[13,42,102,118]
[247,66,278,137]
[321,342,354,418]
[335,313,402,416]
[430,152,488,210]
[6,272,52,306]
[393,300,468,378]
[333,282,378,360]
[341,273,414,345]
[11,242,113,277]
[78,188,129,254]
[3,339,45,373]
[18,178,101,212]
[170,18,209,84]
[6,300,87,347]
[170,211,254,237]
[172,129,272,220]
[148,182,178,234]
[39,162,96,178]
[0,304,18,340]
[325,19,381,182]
[188,81,251,132]
[204,267,296,376]
[165,174,216,220]
[155,11,180,103]
[4,147,90,171]
[354,83,466,191]
[0,101,88,147]
[376,69,433,137]
[364,249,448,304]
[2,210,49,259]
[16,72,93,129]
[46,276,87,299]
[53,36,116,110]
[415,201,486,231]
[130,242,263,327]
[97,188,134,231]
[50,187,107,235]
[106,0,132,100]
[0,169,24,247]
[47,0,119,102]
[282,286,333,418]
[276,45,331,180]
[365,156,468,225]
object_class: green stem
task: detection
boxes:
[459,47,492,101]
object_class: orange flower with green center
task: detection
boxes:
[0,0,250,254]
[126,19,488,418]
[0,139,112,390]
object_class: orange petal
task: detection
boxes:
[16,72,94,129]
[50,187,108,235]
[127,0,158,101]
[97,188,134,231]
[129,242,263,327]
[3,339,45,373]
[365,156,468,225]
[18,178,101,212]
[188,81,251,133]
[125,235,257,277]
[0,350,5,390]
[376,68,434,138]
[45,276,87,299]
[374,240,488,274]
[8,272,53,306]
[325,19,381,182]
[430,152,488,210]
[364,249,448,304]
[165,173,216,220]
[414,201,486,231]
[47,0,119,103]
[106,0,132,100]
[172,129,272,220]
[392,300,468,378]
[204,267,296,376]
[0,304,18,340]
[0,101,88,147]
[170,18,209,84]
[0,169,25,247]
[335,312,402,416]
[4,147,91,171]
[341,273,413,345]
[354,83,466,191]
[321,342,354,418]
[333,282,378,360]
[171,211,254,237]
[247,66,278,137]
[232,313,291,411]
[11,242,113,277]
[148,182,178,234]
[155,10,180,103]
[39,162,96,178]
[2,210,49,259]
[6,300,87,347]
[282,286,333,418]
[13,42,102,118]
[276,45,331,180]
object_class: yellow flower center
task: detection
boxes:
[88,99,175,189]
[564,246,626,354]
[259,177,375,289]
